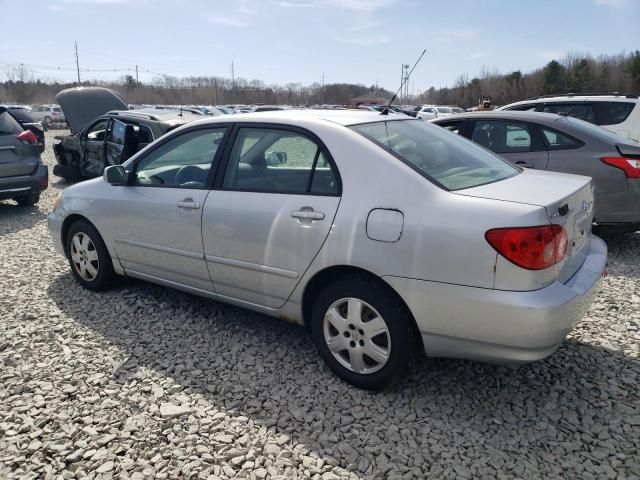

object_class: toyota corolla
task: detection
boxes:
[48,110,607,389]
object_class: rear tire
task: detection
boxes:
[66,220,116,291]
[15,193,40,206]
[310,275,417,390]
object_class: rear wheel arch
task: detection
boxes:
[301,265,420,337]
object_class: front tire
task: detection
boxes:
[66,220,116,291]
[311,276,417,390]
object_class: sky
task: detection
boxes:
[0,0,638,93]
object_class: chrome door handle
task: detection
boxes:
[177,200,200,209]
[291,210,325,221]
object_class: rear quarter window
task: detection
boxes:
[593,102,635,126]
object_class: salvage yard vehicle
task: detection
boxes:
[48,110,607,389]
[53,87,202,179]
[499,93,640,142]
[2,105,45,153]
[0,106,48,206]
[433,111,640,233]
[30,104,66,129]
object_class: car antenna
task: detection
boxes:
[381,48,426,115]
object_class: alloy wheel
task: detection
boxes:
[322,297,391,374]
[70,232,100,282]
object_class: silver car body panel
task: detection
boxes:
[48,110,607,365]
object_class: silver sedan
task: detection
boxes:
[48,110,607,389]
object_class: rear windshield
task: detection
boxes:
[351,119,519,191]
[0,111,23,135]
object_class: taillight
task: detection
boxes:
[17,130,38,145]
[601,156,640,178]
[486,225,568,270]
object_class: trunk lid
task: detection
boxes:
[457,169,594,283]
[56,87,127,133]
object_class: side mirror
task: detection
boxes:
[103,165,127,185]
[266,151,288,166]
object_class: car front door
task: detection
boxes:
[80,118,109,177]
[106,126,229,292]
[468,119,549,169]
[202,125,341,308]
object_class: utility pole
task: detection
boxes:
[213,77,218,105]
[231,61,235,90]
[74,41,81,85]
[135,64,139,86]
[322,72,325,105]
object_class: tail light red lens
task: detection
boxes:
[486,225,568,270]
[17,130,38,145]
[600,156,640,178]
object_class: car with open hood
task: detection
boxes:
[53,87,202,180]
[48,110,607,389]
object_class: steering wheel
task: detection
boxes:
[175,165,207,187]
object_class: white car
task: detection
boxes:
[499,94,640,141]
[30,104,66,127]
[416,105,455,120]
[48,110,606,390]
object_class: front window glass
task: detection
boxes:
[134,128,226,188]
[85,119,109,141]
[351,119,519,191]
[470,120,542,153]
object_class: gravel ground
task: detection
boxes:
[0,130,639,479]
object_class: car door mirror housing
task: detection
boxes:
[266,151,288,166]
[103,165,128,185]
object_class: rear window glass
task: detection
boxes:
[0,111,23,135]
[543,103,596,123]
[53,107,63,112]
[436,107,452,113]
[541,127,583,149]
[593,102,635,126]
[351,119,519,191]
[8,108,35,123]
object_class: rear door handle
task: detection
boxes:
[177,199,200,209]
[291,210,325,221]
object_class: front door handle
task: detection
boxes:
[291,209,325,221]
[177,199,200,209]
[515,161,535,168]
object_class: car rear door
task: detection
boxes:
[0,110,39,178]
[468,118,549,169]
[202,125,341,309]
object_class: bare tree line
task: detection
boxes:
[2,51,638,107]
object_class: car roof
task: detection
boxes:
[187,109,409,127]
[434,111,567,123]
[506,95,639,105]
[106,108,203,123]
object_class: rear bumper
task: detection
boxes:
[384,234,607,364]
[0,164,48,200]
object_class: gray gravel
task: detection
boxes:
[0,130,639,479]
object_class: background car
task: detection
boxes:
[48,110,606,390]
[2,105,45,152]
[432,111,640,232]
[498,93,640,141]
[30,104,66,129]
[416,105,454,120]
[53,87,202,179]
[0,106,48,206]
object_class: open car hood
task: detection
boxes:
[56,87,128,133]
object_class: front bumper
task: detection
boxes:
[0,164,48,200]
[48,210,66,257]
[384,234,607,364]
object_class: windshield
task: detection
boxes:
[560,115,639,144]
[350,119,519,191]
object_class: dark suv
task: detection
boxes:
[0,107,48,206]
[53,87,202,179]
